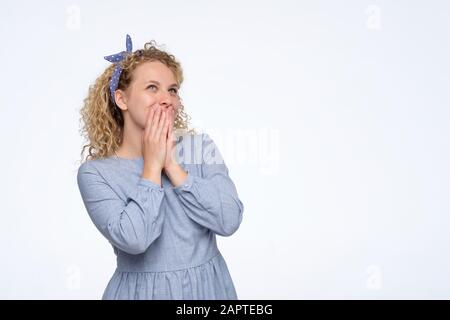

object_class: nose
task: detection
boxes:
[158,92,173,109]
[159,104,174,113]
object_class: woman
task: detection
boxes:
[77,35,244,299]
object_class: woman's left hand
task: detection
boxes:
[163,108,179,172]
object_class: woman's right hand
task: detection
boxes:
[141,105,170,174]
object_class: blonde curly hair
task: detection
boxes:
[78,39,196,163]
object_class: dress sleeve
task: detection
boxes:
[173,133,244,236]
[77,161,166,255]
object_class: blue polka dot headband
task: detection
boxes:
[104,34,133,105]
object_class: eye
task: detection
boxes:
[146,85,178,94]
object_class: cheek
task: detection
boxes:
[139,92,157,107]
[128,89,155,107]
[129,95,154,123]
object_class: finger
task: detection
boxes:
[167,107,172,123]
[165,117,175,162]
[159,108,168,127]
[150,105,162,138]
[155,110,167,140]
[170,108,175,128]
[144,106,155,137]
[171,108,176,127]
[162,115,170,142]
[170,109,176,139]
[167,112,173,142]
[166,112,172,136]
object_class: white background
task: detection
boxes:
[0,0,449,299]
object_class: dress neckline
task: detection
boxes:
[113,150,144,161]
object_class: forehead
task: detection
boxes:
[131,61,176,83]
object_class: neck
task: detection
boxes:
[116,115,143,159]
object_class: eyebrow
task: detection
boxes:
[145,80,179,88]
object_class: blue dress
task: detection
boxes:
[77,133,244,300]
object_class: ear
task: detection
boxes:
[114,89,128,111]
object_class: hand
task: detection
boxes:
[163,107,179,172]
[141,105,170,173]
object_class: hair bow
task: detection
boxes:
[104,34,133,105]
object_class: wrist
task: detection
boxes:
[163,163,188,188]
[142,165,162,183]
[164,162,179,174]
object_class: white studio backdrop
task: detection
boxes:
[0,0,449,299]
